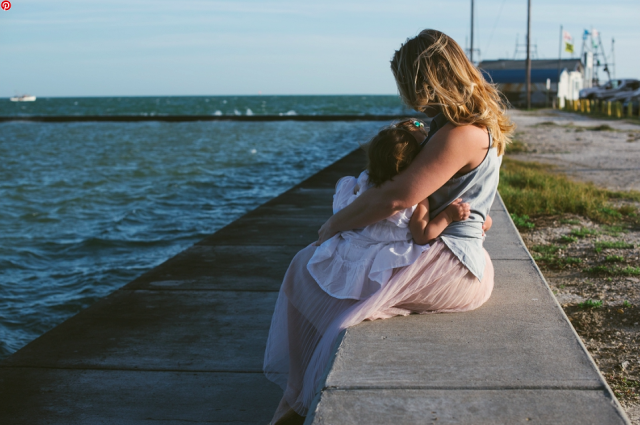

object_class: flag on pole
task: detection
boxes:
[563,30,574,54]
[565,41,574,53]
[583,29,590,40]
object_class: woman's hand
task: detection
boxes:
[316,216,338,245]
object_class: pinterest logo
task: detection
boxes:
[1,1,10,10]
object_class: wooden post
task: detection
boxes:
[628,101,633,118]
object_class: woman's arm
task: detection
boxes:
[409,199,471,245]
[317,123,489,244]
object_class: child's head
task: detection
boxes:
[365,119,428,187]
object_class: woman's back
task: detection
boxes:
[425,114,501,281]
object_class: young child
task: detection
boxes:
[307,119,472,300]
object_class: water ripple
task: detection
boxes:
[0,119,381,359]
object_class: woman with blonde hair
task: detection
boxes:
[263,29,515,425]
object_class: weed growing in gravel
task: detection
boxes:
[531,245,561,255]
[510,213,535,230]
[601,225,626,236]
[607,375,640,404]
[605,255,625,263]
[562,257,583,266]
[578,299,604,309]
[559,235,578,244]
[571,228,598,238]
[531,244,582,268]
[623,300,633,308]
[594,241,635,253]
[584,266,640,276]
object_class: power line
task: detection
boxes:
[484,0,508,57]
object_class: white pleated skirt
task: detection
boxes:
[263,239,494,421]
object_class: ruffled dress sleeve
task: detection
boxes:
[332,176,358,214]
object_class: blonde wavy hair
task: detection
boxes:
[391,29,515,155]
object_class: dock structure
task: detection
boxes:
[0,149,629,424]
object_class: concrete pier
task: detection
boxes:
[0,148,630,424]
[307,196,630,424]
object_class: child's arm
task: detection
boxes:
[410,198,471,245]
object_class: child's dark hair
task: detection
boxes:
[365,119,427,187]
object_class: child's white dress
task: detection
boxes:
[307,171,430,300]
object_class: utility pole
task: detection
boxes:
[557,25,562,82]
[611,37,615,79]
[526,0,532,109]
[470,0,474,63]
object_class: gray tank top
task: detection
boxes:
[424,114,501,281]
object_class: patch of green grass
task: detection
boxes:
[510,213,535,230]
[533,121,559,127]
[561,257,583,266]
[601,225,625,236]
[608,191,640,202]
[533,252,582,269]
[584,265,640,276]
[499,158,640,224]
[605,255,625,263]
[599,207,623,220]
[531,244,561,255]
[506,135,528,154]
[594,241,635,253]
[559,235,578,244]
[618,205,638,216]
[578,299,604,309]
[571,227,598,238]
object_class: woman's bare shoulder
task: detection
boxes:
[445,123,488,147]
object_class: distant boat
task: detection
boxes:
[10,95,36,102]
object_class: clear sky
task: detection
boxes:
[1,0,638,97]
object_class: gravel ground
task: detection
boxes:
[508,109,640,422]
[507,109,640,191]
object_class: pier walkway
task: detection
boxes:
[0,149,630,424]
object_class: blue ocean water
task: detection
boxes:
[0,96,409,359]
